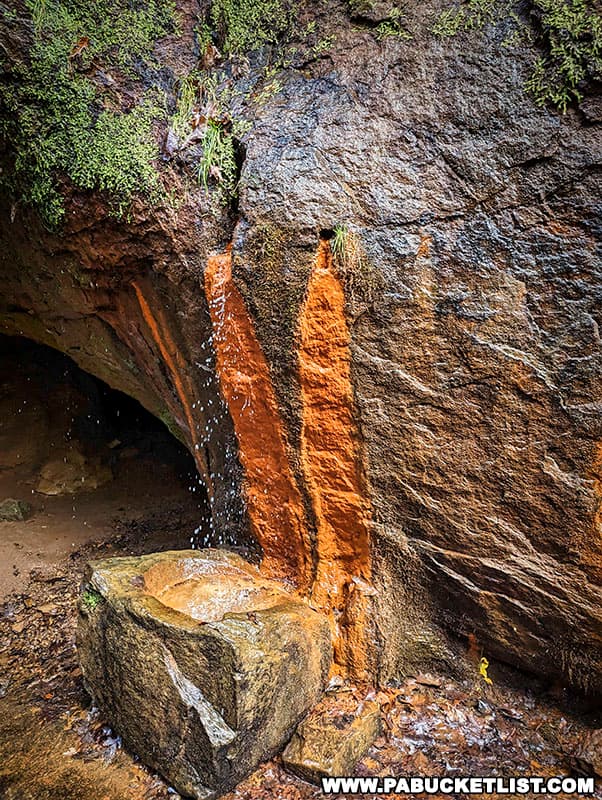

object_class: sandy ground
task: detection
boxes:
[0,451,206,800]
[0,457,202,601]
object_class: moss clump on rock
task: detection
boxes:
[526,0,601,112]
[170,69,249,206]
[209,0,296,55]
[0,0,176,227]
[432,0,601,112]
[81,586,103,612]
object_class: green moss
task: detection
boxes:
[246,222,288,278]
[432,0,499,36]
[158,408,184,443]
[0,0,176,227]
[432,0,601,112]
[82,587,103,611]
[241,222,308,340]
[375,8,412,40]
[210,0,296,55]
[347,0,375,14]
[526,0,601,112]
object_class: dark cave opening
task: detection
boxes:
[0,333,204,480]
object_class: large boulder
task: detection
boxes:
[77,549,331,799]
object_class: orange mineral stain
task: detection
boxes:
[204,249,311,589]
[299,238,372,680]
[131,281,212,494]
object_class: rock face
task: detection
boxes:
[282,694,381,783]
[0,498,32,521]
[77,549,331,799]
[36,447,112,496]
[2,1,601,693]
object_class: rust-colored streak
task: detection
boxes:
[299,239,372,680]
[416,233,432,259]
[131,281,211,492]
[204,250,311,589]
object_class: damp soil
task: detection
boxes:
[0,441,209,800]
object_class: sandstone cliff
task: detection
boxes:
[1,0,601,691]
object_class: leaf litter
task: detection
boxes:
[0,528,600,800]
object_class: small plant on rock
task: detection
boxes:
[525,0,602,112]
[375,8,412,40]
[329,224,382,314]
[82,587,103,611]
[331,224,349,262]
[432,0,601,113]
[197,119,239,202]
[170,71,250,206]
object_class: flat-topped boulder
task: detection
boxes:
[77,549,332,799]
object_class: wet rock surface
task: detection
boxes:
[282,694,381,783]
[236,4,602,689]
[77,549,332,799]
[0,0,600,693]
[1,510,601,800]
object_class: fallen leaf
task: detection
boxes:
[498,706,523,720]
[36,603,58,615]
[415,674,442,688]
[69,36,90,59]
[479,657,493,685]
[412,751,430,772]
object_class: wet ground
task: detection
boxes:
[1,464,601,800]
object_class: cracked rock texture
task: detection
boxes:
[1,1,601,692]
